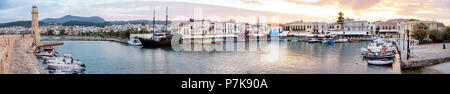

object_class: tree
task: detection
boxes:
[412,23,429,44]
[337,11,345,24]
[59,29,66,36]
[444,27,450,41]
[141,22,146,27]
[429,29,443,42]
[139,29,149,34]
[47,30,54,35]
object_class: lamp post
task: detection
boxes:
[407,30,410,60]
[403,31,405,50]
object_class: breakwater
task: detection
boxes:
[0,35,47,74]
[42,36,128,44]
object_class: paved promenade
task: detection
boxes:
[393,38,450,70]
[9,38,48,74]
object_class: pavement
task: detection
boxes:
[392,38,450,73]
[9,38,48,74]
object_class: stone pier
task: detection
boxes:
[393,38,450,69]
[0,35,48,74]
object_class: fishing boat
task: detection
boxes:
[321,38,328,43]
[348,39,360,43]
[361,39,396,59]
[49,69,83,74]
[47,63,84,70]
[335,38,348,43]
[46,57,85,67]
[308,38,320,43]
[46,54,86,69]
[36,50,58,57]
[367,59,394,65]
[128,36,142,46]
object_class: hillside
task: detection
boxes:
[41,15,105,23]
[0,21,47,28]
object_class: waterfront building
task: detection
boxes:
[267,23,283,36]
[284,21,315,37]
[400,21,445,39]
[375,22,399,35]
[328,23,343,34]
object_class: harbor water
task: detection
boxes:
[44,40,405,74]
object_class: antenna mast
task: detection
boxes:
[153,9,155,32]
[165,6,168,33]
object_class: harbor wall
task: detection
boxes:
[0,35,45,74]
[393,39,450,69]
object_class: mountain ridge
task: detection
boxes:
[41,15,106,23]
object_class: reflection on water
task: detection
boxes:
[50,40,401,74]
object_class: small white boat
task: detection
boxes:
[50,69,82,74]
[368,59,394,65]
[321,38,328,43]
[46,54,85,67]
[335,38,348,43]
[47,63,84,70]
[46,54,85,70]
[36,51,57,57]
[308,38,320,43]
[128,38,142,46]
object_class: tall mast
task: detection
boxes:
[257,17,260,33]
[165,6,168,33]
[153,9,155,32]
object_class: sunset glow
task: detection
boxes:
[0,0,449,25]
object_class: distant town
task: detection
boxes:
[1,12,447,42]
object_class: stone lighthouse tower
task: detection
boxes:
[31,5,41,45]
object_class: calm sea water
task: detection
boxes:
[47,40,403,74]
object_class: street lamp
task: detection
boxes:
[407,29,410,60]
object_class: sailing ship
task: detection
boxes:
[139,7,173,47]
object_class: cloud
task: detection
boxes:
[338,0,381,10]
[393,0,450,20]
[0,0,449,25]
[284,0,381,10]
[240,0,262,5]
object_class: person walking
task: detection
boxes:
[444,41,446,49]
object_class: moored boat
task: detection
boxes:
[361,39,396,59]
[335,38,348,43]
[139,34,173,47]
[47,63,84,70]
[308,38,320,43]
[128,37,142,46]
[349,40,360,43]
[367,59,394,65]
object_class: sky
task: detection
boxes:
[0,0,449,25]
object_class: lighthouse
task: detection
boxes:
[31,5,41,45]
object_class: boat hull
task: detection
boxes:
[138,38,172,47]
[47,64,84,70]
[368,60,394,65]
